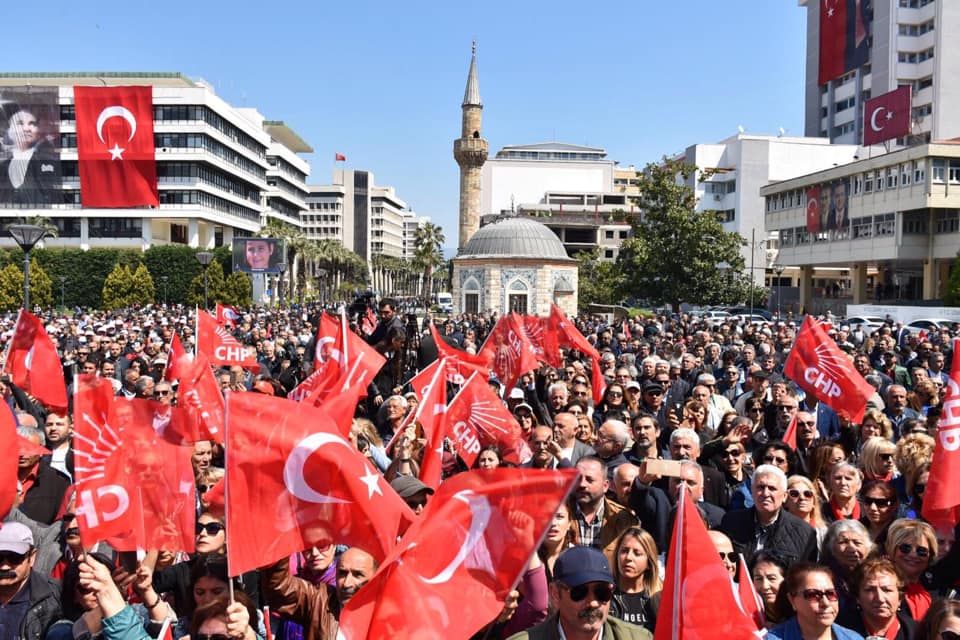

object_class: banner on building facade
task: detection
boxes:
[0,87,62,206]
[819,0,871,85]
[232,237,287,273]
[863,85,912,146]
[806,178,851,233]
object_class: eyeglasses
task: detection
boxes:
[897,543,929,558]
[65,527,81,537]
[879,453,895,462]
[798,420,816,426]
[788,489,814,499]
[561,582,614,603]
[516,413,532,420]
[406,497,429,509]
[776,405,797,412]
[763,455,787,465]
[718,551,738,563]
[795,588,839,603]
[156,390,171,396]
[196,522,225,536]
[862,496,894,508]
[722,449,743,459]
[748,406,763,412]
[607,391,623,398]
[0,551,29,565]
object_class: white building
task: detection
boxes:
[681,133,862,285]
[401,212,428,261]
[800,0,960,144]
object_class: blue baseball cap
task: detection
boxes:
[553,547,613,587]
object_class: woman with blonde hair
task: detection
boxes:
[885,518,938,621]
[860,436,898,482]
[856,409,893,459]
[895,433,934,485]
[908,378,940,414]
[609,526,661,632]
[784,475,827,550]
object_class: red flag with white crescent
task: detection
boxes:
[415,361,449,489]
[215,303,242,328]
[0,407,18,522]
[168,351,225,443]
[863,86,912,146]
[922,339,960,530]
[338,468,578,640]
[3,310,68,412]
[429,324,491,372]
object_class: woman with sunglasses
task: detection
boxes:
[609,527,661,632]
[784,476,827,551]
[886,519,937,622]
[904,462,930,520]
[859,480,900,546]
[837,557,917,640]
[895,433,934,504]
[916,598,960,640]
[769,562,862,640]
[860,436,899,482]
[592,384,627,431]
[854,410,893,460]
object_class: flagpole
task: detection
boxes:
[223,389,236,583]
[0,309,23,374]
[194,305,200,357]
[672,483,685,640]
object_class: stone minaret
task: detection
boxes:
[454,41,488,249]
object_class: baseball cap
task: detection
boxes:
[553,546,613,587]
[508,388,525,400]
[390,475,435,499]
[625,380,641,392]
[513,402,534,414]
[642,381,664,394]
[0,522,34,554]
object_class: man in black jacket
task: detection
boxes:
[0,522,61,640]
[16,425,70,526]
[719,464,818,567]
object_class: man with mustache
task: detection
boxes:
[508,546,651,639]
[0,522,61,639]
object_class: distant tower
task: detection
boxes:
[454,40,488,249]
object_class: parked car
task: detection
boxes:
[906,318,957,333]
[723,307,773,321]
[843,315,887,332]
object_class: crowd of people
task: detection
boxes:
[2,298,960,640]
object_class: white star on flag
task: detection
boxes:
[886,111,895,120]
[359,469,382,500]
[109,144,125,160]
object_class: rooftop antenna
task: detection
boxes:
[778,127,786,137]
[737,125,745,134]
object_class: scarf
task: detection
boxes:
[829,497,861,521]
[904,582,932,621]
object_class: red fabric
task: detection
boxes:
[73,377,196,551]
[415,362,449,489]
[169,352,225,443]
[164,333,187,382]
[863,86,912,146]
[519,315,560,368]
[548,304,600,359]
[478,313,538,393]
[864,616,900,639]
[736,555,765,631]
[922,338,960,529]
[313,312,385,394]
[655,486,760,640]
[591,356,607,407]
[196,310,259,369]
[316,380,365,438]
[17,434,51,458]
[74,86,158,207]
[444,372,526,466]
[224,392,414,575]
[202,477,225,520]
[806,186,821,233]
[335,153,346,161]
[904,583,932,622]
[0,406,18,522]
[829,498,861,522]
[215,303,241,328]
[429,324,492,372]
[818,0,849,84]
[784,316,873,422]
[782,414,798,450]
[3,310,68,412]
[338,468,578,640]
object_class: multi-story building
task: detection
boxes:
[371,185,406,258]
[800,0,960,144]
[681,133,861,286]
[760,141,960,309]
[401,212,427,261]
[0,72,314,250]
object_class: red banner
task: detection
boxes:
[806,186,821,234]
[0,407,18,522]
[3,310,68,412]
[414,362,449,489]
[74,86,158,207]
[444,372,527,467]
[864,86,912,146]
[478,313,538,393]
[167,352,224,443]
[215,303,241,328]
[196,310,258,369]
[338,468,578,640]
[922,339,960,530]
[819,0,870,85]
[784,316,874,422]
[164,332,188,382]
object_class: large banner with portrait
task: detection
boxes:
[0,88,62,206]
[819,0,871,85]
[232,237,286,273]
[806,178,850,233]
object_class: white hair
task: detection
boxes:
[670,427,699,445]
[753,464,788,490]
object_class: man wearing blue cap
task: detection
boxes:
[508,546,651,639]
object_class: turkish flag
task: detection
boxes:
[168,351,225,443]
[225,393,414,576]
[736,555,766,631]
[548,303,599,359]
[444,372,528,467]
[0,407,18,522]
[806,186,821,233]
[215,303,242,328]
[196,310,258,369]
[74,85,158,207]
[479,313,539,393]
[335,153,346,161]
[591,356,607,407]
[3,310,68,412]
[818,0,869,85]
[313,311,385,393]
[782,414,798,450]
[430,323,492,373]
[338,468,578,640]
[414,362,449,489]
[863,86,912,146]
[922,339,960,530]
[784,316,873,422]
[73,377,195,551]
[654,486,760,639]
[164,333,188,382]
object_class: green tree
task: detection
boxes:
[222,272,252,307]
[28,258,53,310]
[413,222,445,298]
[615,158,751,310]
[945,254,960,305]
[575,249,620,309]
[0,264,22,311]
[102,264,135,309]
[130,263,156,306]
[142,245,203,305]
[189,259,227,308]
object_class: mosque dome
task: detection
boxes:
[457,216,573,261]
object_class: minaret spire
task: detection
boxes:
[454,40,489,249]
[463,39,481,107]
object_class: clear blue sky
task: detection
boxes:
[9,0,807,251]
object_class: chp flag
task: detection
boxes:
[922,339,960,530]
[196,309,259,369]
[863,85,912,146]
[784,316,874,422]
[74,86,158,207]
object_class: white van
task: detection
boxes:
[436,292,453,313]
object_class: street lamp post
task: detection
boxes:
[773,263,785,320]
[7,224,46,311]
[161,275,169,305]
[59,276,66,309]
[277,262,287,308]
[196,252,214,311]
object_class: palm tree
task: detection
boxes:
[413,222,445,300]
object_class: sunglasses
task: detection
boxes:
[607,392,623,398]
[65,527,81,537]
[0,551,29,565]
[764,455,787,465]
[879,453,895,462]
[788,489,814,499]
[196,522,225,536]
[795,588,839,602]
[776,405,797,411]
[561,582,614,603]
[722,449,743,458]
[718,551,738,563]
[156,390,172,396]
[897,543,929,558]
[862,496,894,508]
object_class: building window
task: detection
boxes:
[779,228,795,247]
[886,168,898,189]
[903,213,928,235]
[605,230,614,240]
[853,175,863,194]
[604,249,615,259]
[865,172,874,192]
[619,230,628,239]
[874,213,895,236]
[875,170,884,192]
[464,293,479,314]
[88,218,142,238]
[914,161,925,184]
[852,216,874,239]
[950,160,960,184]
[932,159,946,183]
[936,210,959,234]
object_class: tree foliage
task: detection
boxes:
[0,259,54,311]
[189,259,227,308]
[945,253,960,306]
[615,158,753,310]
[575,249,620,309]
[102,264,134,309]
[223,272,253,307]
[131,263,156,306]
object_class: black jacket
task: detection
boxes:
[19,456,71,525]
[19,570,62,640]
[719,508,818,566]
